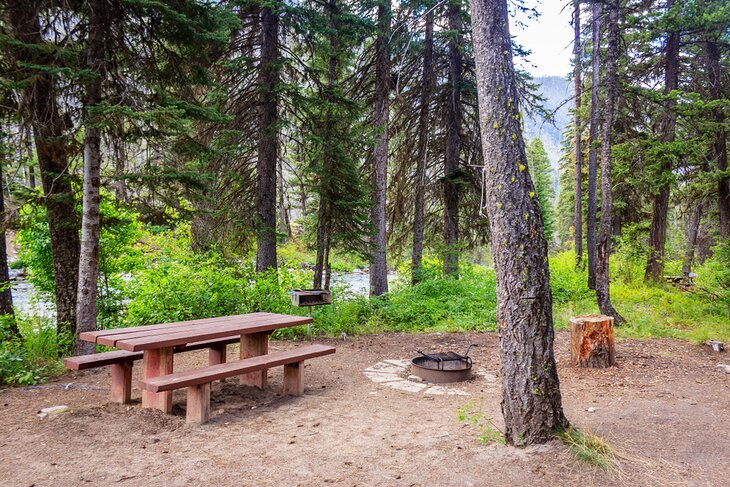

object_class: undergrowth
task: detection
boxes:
[557,427,614,471]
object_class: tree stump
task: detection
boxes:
[570,315,616,368]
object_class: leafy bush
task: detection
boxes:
[16,191,143,327]
[123,226,311,327]
[0,317,68,386]
[549,251,592,304]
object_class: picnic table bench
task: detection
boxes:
[66,312,332,419]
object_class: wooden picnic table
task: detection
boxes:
[79,312,312,413]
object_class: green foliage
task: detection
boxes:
[16,191,144,327]
[123,225,311,327]
[456,398,505,445]
[0,317,69,386]
[526,137,556,245]
[549,251,593,304]
[557,427,614,471]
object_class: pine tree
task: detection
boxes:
[526,138,556,245]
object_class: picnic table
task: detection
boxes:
[78,312,312,413]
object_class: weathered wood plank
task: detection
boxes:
[111,315,312,352]
[139,345,335,393]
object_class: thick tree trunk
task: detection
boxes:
[369,0,390,297]
[255,6,279,272]
[645,0,679,281]
[595,0,624,324]
[705,39,729,238]
[470,0,568,446]
[682,200,703,275]
[443,0,462,278]
[586,0,601,290]
[0,160,16,334]
[75,1,106,356]
[572,0,583,266]
[411,6,433,286]
[9,2,80,336]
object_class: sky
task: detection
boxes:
[511,0,574,78]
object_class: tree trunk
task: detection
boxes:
[572,0,583,266]
[113,135,126,202]
[443,0,462,278]
[0,159,16,334]
[586,0,601,290]
[8,2,80,337]
[682,200,703,275]
[25,127,36,189]
[595,0,624,324]
[705,39,729,238]
[645,0,679,281]
[255,5,279,272]
[470,0,568,446]
[369,0,390,297]
[570,315,616,368]
[75,0,106,356]
[277,155,290,238]
[411,5,434,285]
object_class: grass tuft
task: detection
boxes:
[557,426,614,471]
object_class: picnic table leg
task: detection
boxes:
[141,347,174,413]
[110,362,132,404]
[208,344,227,366]
[239,332,268,388]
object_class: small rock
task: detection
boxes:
[436,432,450,438]
[37,405,70,419]
[586,407,597,413]
[716,364,730,374]
[407,375,423,383]
[706,341,725,352]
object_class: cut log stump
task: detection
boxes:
[570,315,616,368]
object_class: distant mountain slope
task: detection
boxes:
[522,75,572,171]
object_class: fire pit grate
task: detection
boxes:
[410,345,476,383]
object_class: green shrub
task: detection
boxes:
[549,251,592,304]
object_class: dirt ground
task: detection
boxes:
[1,331,728,487]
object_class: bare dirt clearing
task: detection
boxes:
[1,331,728,486]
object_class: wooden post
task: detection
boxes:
[570,315,616,368]
[240,332,268,388]
[208,344,227,366]
[141,347,174,412]
[283,361,304,396]
[186,383,211,424]
[110,362,132,404]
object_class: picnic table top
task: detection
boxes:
[79,312,313,352]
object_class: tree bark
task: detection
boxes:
[8,1,80,336]
[443,0,462,278]
[595,0,624,324]
[645,0,680,281]
[586,0,601,290]
[369,0,390,297]
[0,159,16,334]
[113,135,126,202]
[682,200,702,275]
[255,5,279,272]
[705,39,729,238]
[470,0,568,446]
[572,0,583,266]
[570,315,616,368]
[277,155,290,238]
[411,5,434,285]
[313,0,339,291]
[75,0,106,355]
